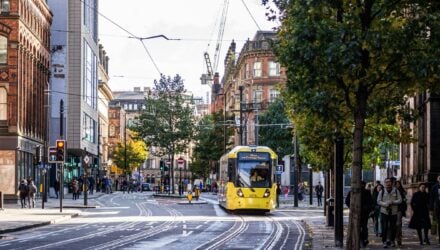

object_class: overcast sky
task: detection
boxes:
[98,0,278,102]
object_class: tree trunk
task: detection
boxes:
[346,92,367,249]
[171,145,175,194]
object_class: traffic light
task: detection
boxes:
[56,140,66,162]
[160,160,164,171]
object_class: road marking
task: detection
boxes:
[195,225,202,229]
[182,231,193,237]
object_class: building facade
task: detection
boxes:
[97,44,112,180]
[0,0,52,202]
[401,93,440,197]
[48,0,99,186]
[217,31,286,147]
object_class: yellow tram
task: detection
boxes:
[218,146,278,212]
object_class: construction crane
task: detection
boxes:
[201,0,229,87]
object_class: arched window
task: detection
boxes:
[0,36,7,64]
[0,87,7,120]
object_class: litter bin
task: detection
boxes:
[326,197,334,227]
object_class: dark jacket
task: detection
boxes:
[315,184,324,196]
[409,191,431,230]
[345,189,374,217]
[430,182,440,213]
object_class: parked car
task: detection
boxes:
[141,183,151,191]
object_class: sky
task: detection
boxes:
[98,0,278,102]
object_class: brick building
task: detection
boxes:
[0,0,52,202]
[214,31,286,146]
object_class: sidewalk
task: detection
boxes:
[0,192,105,234]
[280,197,437,249]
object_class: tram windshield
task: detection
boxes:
[237,161,271,188]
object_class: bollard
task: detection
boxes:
[0,191,3,210]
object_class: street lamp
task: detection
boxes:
[308,164,313,205]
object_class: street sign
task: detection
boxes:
[177,158,184,169]
[276,165,284,172]
[48,146,59,163]
[84,155,90,165]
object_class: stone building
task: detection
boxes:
[97,44,112,180]
[0,0,52,202]
[401,93,440,196]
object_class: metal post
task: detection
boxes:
[83,147,88,207]
[255,108,259,146]
[334,137,344,247]
[239,86,244,145]
[293,135,299,207]
[179,168,182,196]
[60,99,64,213]
[41,169,45,209]
[124,112,127,181]
[223,94,226,155]
[309,165,313,205]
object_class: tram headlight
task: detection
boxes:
[263,189,270,198]
[237,189,244,197]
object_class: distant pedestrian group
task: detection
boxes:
[17,178,37,208]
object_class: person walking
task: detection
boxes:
[298,182,304,201]
[27,180,37,208]
[410,183,431,245]
[372,184,383,237]
[377,178,402,248]
[276,182,281,208]
[72,178,79,200]
[395,180,407,246]
[430,175,440,245]
[54,179,60,199]
[345,181,374,247]
[315,182,324,206]
[89,176,95,195]
[18,179,28,208]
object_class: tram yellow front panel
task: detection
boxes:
[224,183,276,211]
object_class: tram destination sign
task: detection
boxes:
[238,152,270,161]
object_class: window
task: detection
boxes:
[129,104,133,110]
[133,104,138,110]
[0,0,10,13]
[83,41,97,109]
[0,36,7,64]
[243,63,249,79]
[83,0,98,42]
[253,90,263,103]
[0,87,6,120]
[109,124,115,137]
[124,104,128,110]
[253,62,262,77]
[83,113,96,143]
[269,61,280,76]
[269,89,280,103]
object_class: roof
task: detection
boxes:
[112,91,147,101]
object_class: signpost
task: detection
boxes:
[177,158,185,196]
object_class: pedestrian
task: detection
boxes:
[276,182,281,208]
[345,181,374,247]
[96,178,101,192]
[315,181,324,206]
[395,180,407,246]
[109,178,113,193]
[27,180,37,208]
[372,184,383,237]
[54,179,60,199]
[298,182,304,201]
[115,179,119,191]
[377,177,402,248]
[89,176,95,195]
[283,186,289,200]
[430,175,440,245]
[72,178,79,200]
[122,179,128,194]
[18,179,28,208]
[410,183,431,245]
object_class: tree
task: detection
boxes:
[112,140,147,176]
[262,1,440,248]
[258,99,293,158]
[132,74,195,194]
[192,111,234,179]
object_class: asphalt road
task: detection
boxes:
[0,192,312,250]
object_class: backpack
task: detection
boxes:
[19,183,28,194]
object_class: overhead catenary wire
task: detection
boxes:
[78,0,162,75]
[240,0,262,31]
